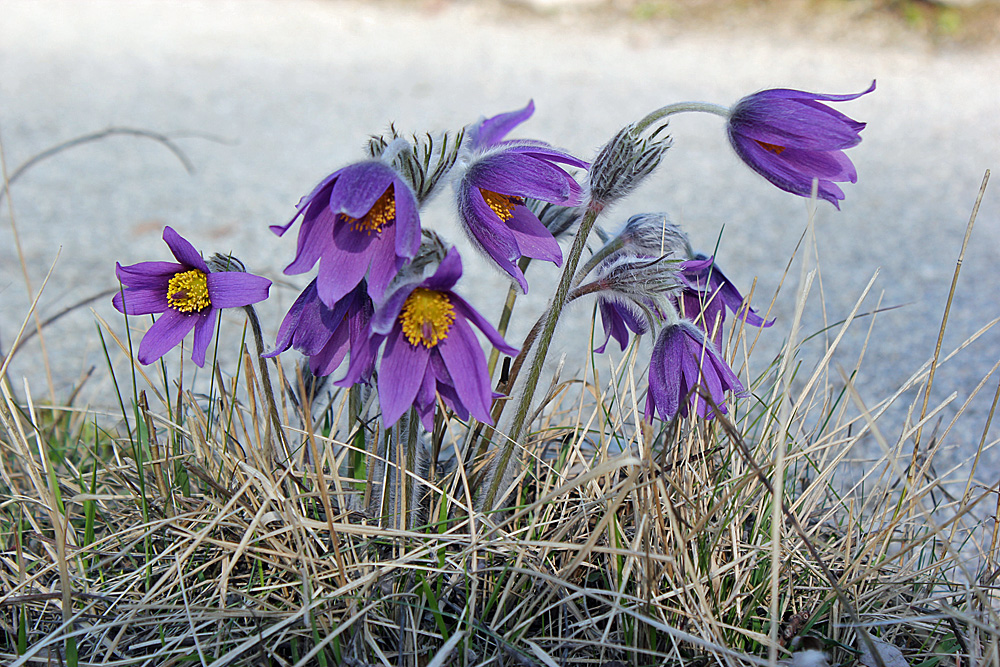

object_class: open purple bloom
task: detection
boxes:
[346,247,518,430]
[678,255,774,349]
[727,81,875,208]
[645,322,745,422]
[595,299,649,354]
[264,280,374,381]
[112,226,271,367]
[270,160,421,306]
[468,100,535,150]
[456,141,587,292]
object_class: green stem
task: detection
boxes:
[632,101,730,134]
[482,204,602,510]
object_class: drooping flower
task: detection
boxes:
[595,298,648,353]
[112,226,271,367]
[645,322,745,422]
[468,100,535,150]
[270,160,421,306]
[264,280,374,381]
[456,141,587,291]
[727,81,875,208]
[345,247,518,430]
[678,255,774,349]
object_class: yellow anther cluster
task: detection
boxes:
[167,269,211,313]
[400,288,455,348]
[755,140,787,155]
[344,185,396,235]
[480,189,524,222]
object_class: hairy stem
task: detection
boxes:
[482,204,602,510]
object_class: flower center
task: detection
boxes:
[755,140,787,155]
[167,269,211,313]
[480,189,525,222]
[343,185,396,235]
[400,288,455,348]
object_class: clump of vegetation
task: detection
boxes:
[1,88,996,666]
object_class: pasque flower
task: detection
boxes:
[645,322,744,422]
[345,247,518,430]
[678,255,773,349]
[270,160,421,306]
[264,280,374,380]
[595,299,648,353]
[456,141,587,292]
[112,226,271,367]
[727,81,875,208]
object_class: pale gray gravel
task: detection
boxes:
[1,0,999,489]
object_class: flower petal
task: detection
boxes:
[378,329,430,427]
[162,226,209,272]
[329,162,394,219]
[451,294,519,356]
[137,309,196,365]
[471,100,535,149]
[283,207,337,275]
[206,272,271,309]
[191,310,217,367]
[506,205,562,265]
[116,261,182,289]
[436,318,493,424]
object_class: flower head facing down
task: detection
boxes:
[348,247,518,430]
[113,226,271,367]
[595,298,648,354]
[457,141,588,291]
[678,255,774,349]
[727,81,875,208]
[270,160,421,306]
[645,322,745,422]
[264,280,375,381]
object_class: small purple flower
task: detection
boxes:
[270,160,421,306]
[595,299,648,354]
[112,226,271,367]
[456,141,587,291]
[678,255,773,349]
[645,322,745,422]
[727,81,875,208]
[346,247,518,430]
[264,280,374,381]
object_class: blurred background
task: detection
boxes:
[1,0,998,480]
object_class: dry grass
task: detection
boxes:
[2,209,999,666]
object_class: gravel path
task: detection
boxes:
[2,0,998,484]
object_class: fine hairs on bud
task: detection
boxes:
[367,125,466,204]
[618,212,691,259]
[589,121,672,208]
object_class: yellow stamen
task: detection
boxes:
[755,140,787,155]
[342,185,396,235]
[167,269,211,313]
[480,189,525,222]
[400,288,455,348]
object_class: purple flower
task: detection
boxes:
[595,299,648,353]
[678,255,774,349]
[645,322,745,422]
[468,100,535,150]
[346,247,518,430]
[727,81,875,208]
[112,226,271,367]
[456,141,587,291]
[264,280,374,381]
[270,160,421,306]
